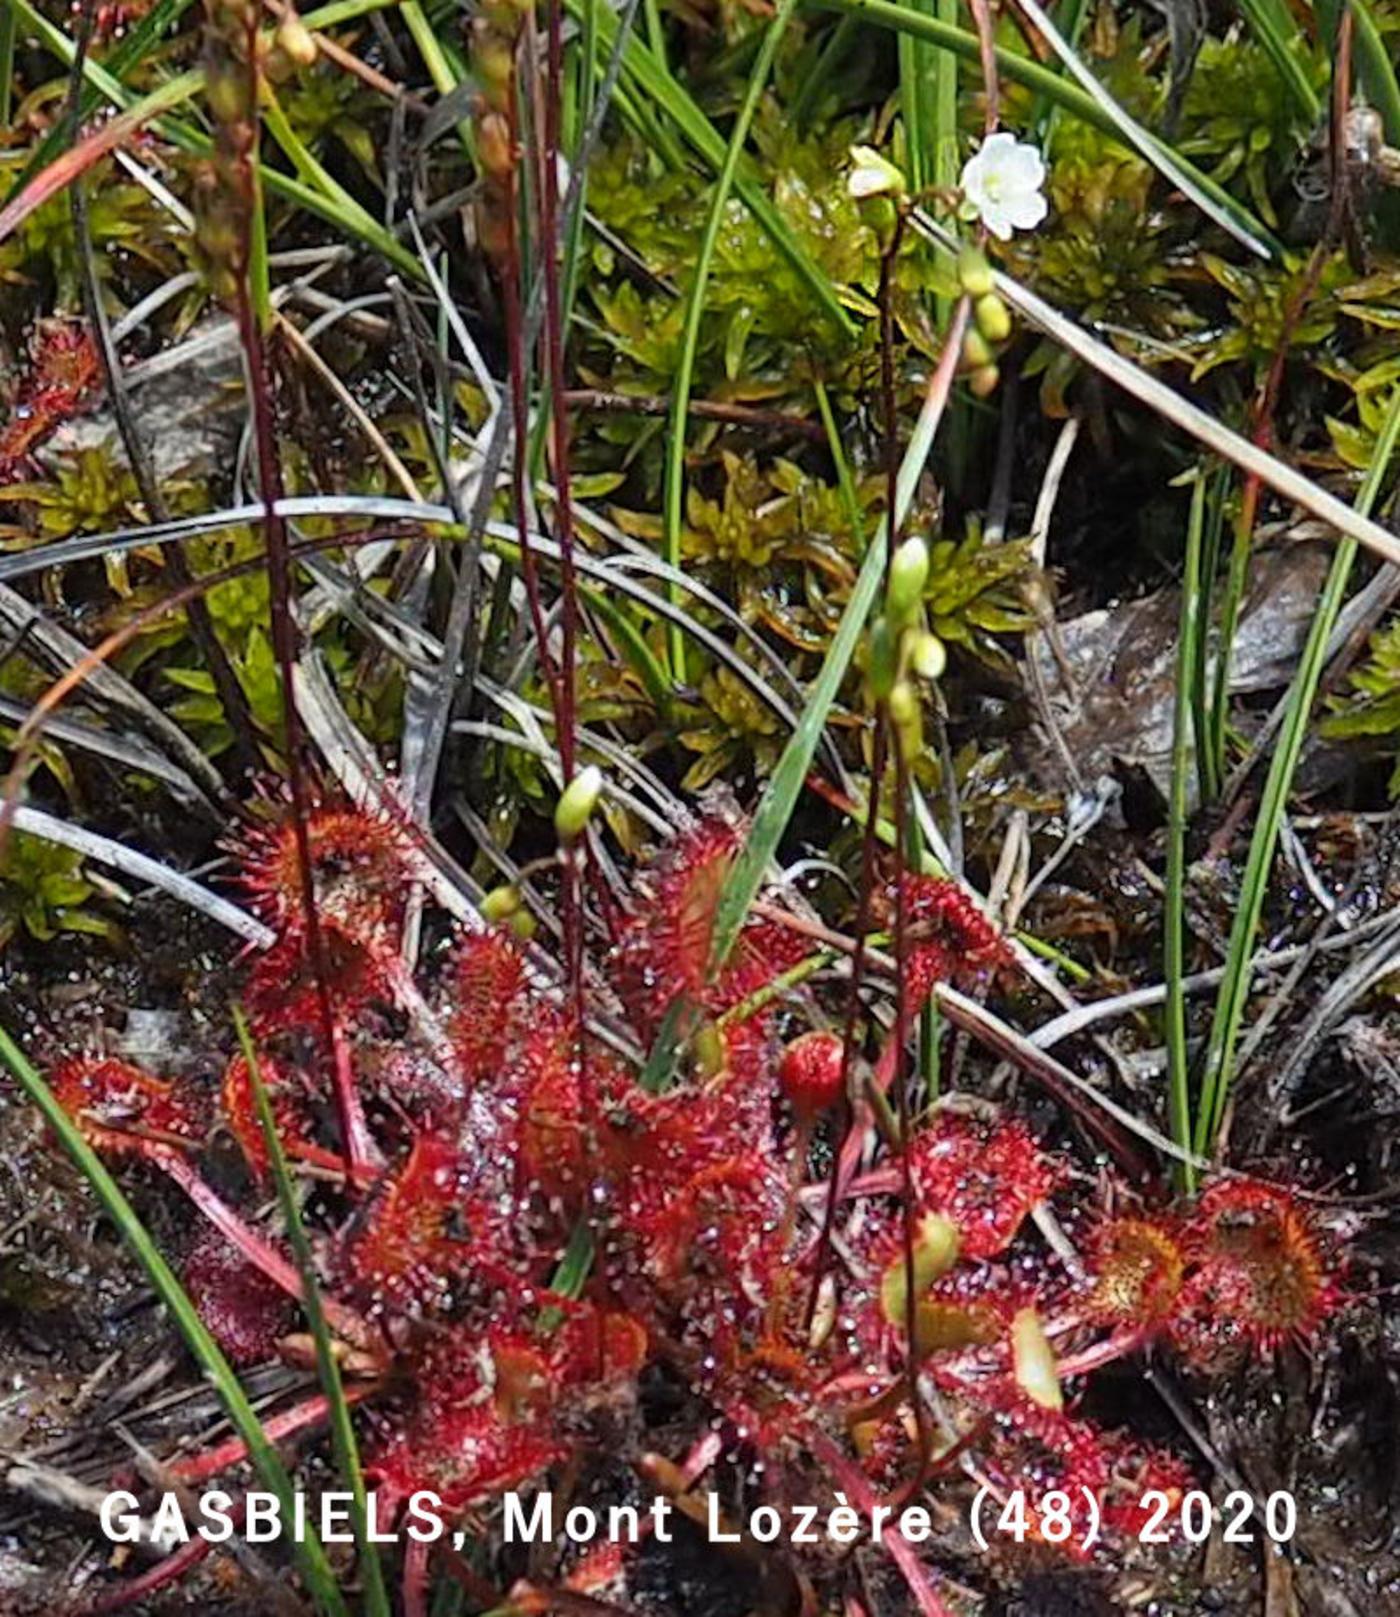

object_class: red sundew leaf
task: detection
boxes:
[0,321,102,478]
[1085,1216,1187,1327]
[611,818,742,1034]
[240,929,394,1036]
[611,818,810,1052]
[368,1400,563,1518]
[235,803,414,947]
[182,1229,295,1366]
[220,1051,344,1181]
[338,1134,472,1312]
[447,929,530,1083]
[546,1303,649,1390]
[898,875,1009,1003]
[48,1057,203,1160]
[625,1152,787,1301]
[1172,1179,1341,1355]
[908,1112,1058,1258]
[513,1018,587,1195]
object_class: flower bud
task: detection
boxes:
[508,908,537,942]
[275,12,318,67]
[879,1212,961,1326]
[961,328,993,371]
[969,363,1001,399]
[956,243,996,298]
[779,1031,846,1116]
[888,679,920,728]
[480,884,522,924]
[888,680,923,763]
[848,144,907,200]
[886,536,930,628]
[476,111,515,182]
[910,631,946,682]
[554,765,603,843]
[974,292,1012,344]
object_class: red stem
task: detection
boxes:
[156,1149,374,1349]
[79,1510,230,1614]
[226,19,377,1183]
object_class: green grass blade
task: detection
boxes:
[1031,0,1090,136]
[1195,383,1400,1155]
[1235,0,1321,124]
[790,14,858,128]
[899,2,936,194]
[567,0,855,336]
[0,1022,351,1617]
[235,1009,391,1617]
[0,2,16,130]
[661,0,800,681]
[6,0,424,278]
[400,0,475,153]
[708,351,956,969]
[810,0,1282,258]
[1165,471,1207,1192]
[1348,0,1400,143]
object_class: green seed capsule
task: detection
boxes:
[956,244,995,298]
[480,885,522,924]
[969,363,1000,399]
[975,292,1012,344]
[910,631,947,682]
[554,765,603,843]
[886,536,930,628]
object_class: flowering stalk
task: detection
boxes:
[199,0,378,1181]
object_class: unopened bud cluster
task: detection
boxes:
[195,0,317,303]
[469,0,531,260]
[865,536,946,764]
[955,246,1013,398]
[195,0,260,303]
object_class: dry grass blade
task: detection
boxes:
[9,805,273,947]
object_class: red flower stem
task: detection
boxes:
[500,137,563,722]
[224,21,377,1183]
[537,0,589,1128]
[892,741,931,1456]
[155,1148,373,1349]
[804,719,887,1328]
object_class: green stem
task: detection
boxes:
[1165,472,1206,1191]
[661,0,801,682]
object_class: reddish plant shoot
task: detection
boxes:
[35,807,1349,1607]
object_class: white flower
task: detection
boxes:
[847,145,906,200]
[958,132,1047,241]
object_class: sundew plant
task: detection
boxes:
[0,0,1396,1611]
